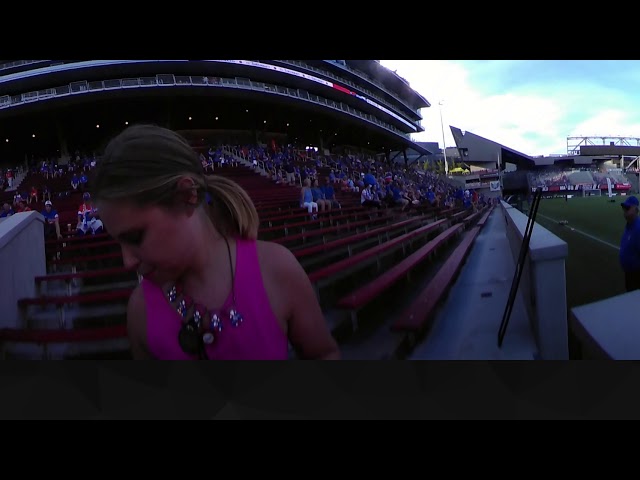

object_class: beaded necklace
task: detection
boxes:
[164,236,243,359]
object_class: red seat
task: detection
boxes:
[0,324,127,344]
[18,288,134,307]
[294,216,424,259]
[49,251,123,266]
[477,206,493,226]
[337,223,464,312]
[308,219,447,285]
[391,226,481,333]
[271,213,395,245]
[34,266,137,285]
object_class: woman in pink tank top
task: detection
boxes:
[90,125,340,360]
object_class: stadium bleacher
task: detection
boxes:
[0,144,493,360]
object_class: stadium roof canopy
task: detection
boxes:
[0,93,433,161]
[345,61,431,109]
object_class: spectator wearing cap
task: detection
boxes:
[41,200,62,240]
[620,195,640,292]
[77,192,104,236]
[363,170,377,188]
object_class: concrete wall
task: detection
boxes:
[0,211,46,329]
[500,201,569,359]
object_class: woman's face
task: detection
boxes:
[98,199,204,286]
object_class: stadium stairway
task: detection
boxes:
[4,170,28,193]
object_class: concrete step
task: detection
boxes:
[4,337,130,360]
[40,279,137,298]
[26,302,128,330]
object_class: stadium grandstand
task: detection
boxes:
[1,59,615,361]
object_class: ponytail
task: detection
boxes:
[204,175,259,240]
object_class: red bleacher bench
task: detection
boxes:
[47,239,119,254]
[34,266,136,285]
[391,226,482,337]
[0,325,128,359]
[34,266,138,296]
[462,210,481,226]
[308,218,447,287]
[45,232,111,246]
[49,251,123,269]
[260,209,381,237]
[261,205,363,226]
[271,213,396,246]
[450,210,468,222]
[477,206,493,227]
[18,288,134,308]
[438,207,458,217]
[294,216,424,259]
[336,222,464,330]
[18,288,134,329]
[0,324,127,344]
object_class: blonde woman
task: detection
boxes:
[92,125,338,361]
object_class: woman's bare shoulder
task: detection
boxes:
[256,240,299,274]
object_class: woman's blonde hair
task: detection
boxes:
[91,124,259,239]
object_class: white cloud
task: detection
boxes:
[379,60,636,157]
[570,109,640,139]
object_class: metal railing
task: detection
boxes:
[0,60,426,119]
[0,59,424,132]
[322,60,427,111]
[0,60,49,72]
[275,60,422,123]
[0,74,410,139]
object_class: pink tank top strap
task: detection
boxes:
[141,238,288,360]
[232,238,289,355]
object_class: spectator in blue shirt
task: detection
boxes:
[80,173,89,191]
[363,170,377,187]
[620,195,640,292]
[41,200,62,240]
[321,177,340,209]
[0,203,13,218]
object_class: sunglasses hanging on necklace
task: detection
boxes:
[168,236,244,359]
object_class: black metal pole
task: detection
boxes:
[498,188,542,347]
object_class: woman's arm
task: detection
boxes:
[261,242,340,360]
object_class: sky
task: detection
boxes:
[379,60,640,157]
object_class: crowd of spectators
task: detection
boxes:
[227,143,492,213]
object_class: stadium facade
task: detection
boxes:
[0,60,433,164]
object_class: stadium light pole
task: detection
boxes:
[439,100,448,175]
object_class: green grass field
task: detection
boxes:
[525,195,628,310]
